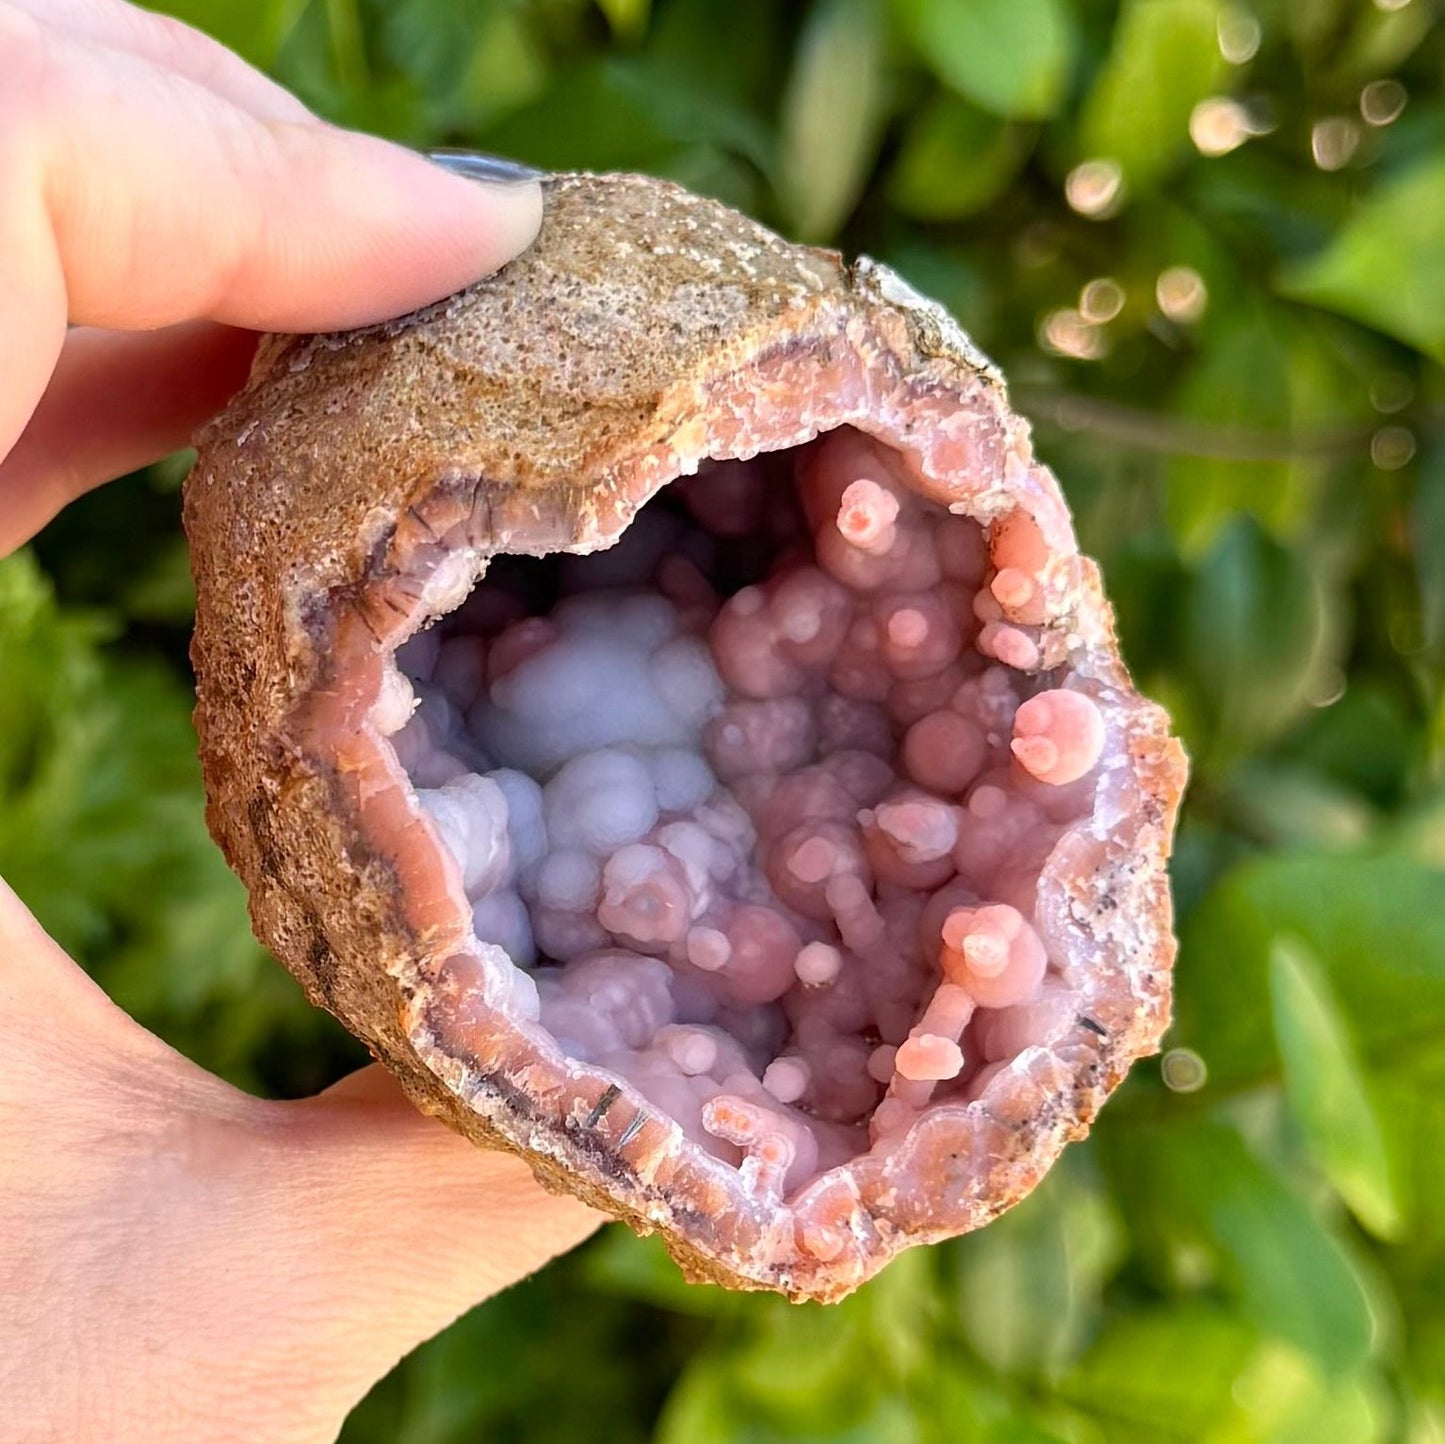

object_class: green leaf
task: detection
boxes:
[482,56,773,176]
[1182,516,1333,759]
[1283,0,1352,53]
[659,1361,917,1444]
[1288,683,1416,808]
[727,1294,889,1426]
[1329,0,1436,86]
[322,0,372,96]
[1270,938,1403,1239]
[1279,160,1445,363]
[1414,443,1445,661]
[1077,0,1227,189]
[1268,1368,1394,1444]
[655,1364,761,1444]
[153,0,308,66]
[1218,764,1375,853]
[1374,1072,1445,1257]
[583,1226,732,1317]
[898,0,1075,120]
[1104,1121,1376,1374]
[887,93,1029,220]
[1177,852,1445,1090]
[1164,314,1296,556]
[653,1251,941,1441]
[119,537,198,624]
[728,1312,879,1427]
[953,1161,1125,1378]
[777,0,891,241]
[379,0,550,136]
[919,1364,1077,1442]
[1195,1153,1375,1377]
[1061,1301,1390,1443]
[648,0,794,116]
[597,0,651,42]
[1056,1306,1260,1438]
[379,0,497,97]
[1232,1351,1393,1444]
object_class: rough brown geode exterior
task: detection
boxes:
[185,173,1187,1300]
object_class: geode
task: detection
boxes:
[185,172,1186,1302]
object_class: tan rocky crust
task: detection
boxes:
[185,172,1187,1301]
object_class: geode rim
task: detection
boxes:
[184,172,1186,1302]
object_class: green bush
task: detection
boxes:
[27,0,1445,1437]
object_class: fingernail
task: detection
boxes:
[427,149,546,184]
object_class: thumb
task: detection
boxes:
[0,6,542,470]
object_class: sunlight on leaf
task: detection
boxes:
[597,0,651,42]
[1078,0,1226,187]
[953,1161,1125,1378]
[1106,1121,1376,1374]
[1164,314,1297,556]
[898,0,1075,120]
[1270,938,1403,1240]
[1280,160,1445,364]
[887,94,1028,220]
[1179,852,1445,1089]
[777,0,890,241]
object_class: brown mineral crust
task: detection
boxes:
[185,172,1187,1301]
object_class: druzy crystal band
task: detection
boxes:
[186,173,1186,1300]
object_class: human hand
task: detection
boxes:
[0,4,600,1440]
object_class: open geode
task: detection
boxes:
[185,173,1186,1302]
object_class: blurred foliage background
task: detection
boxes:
[16,0,1445,1436]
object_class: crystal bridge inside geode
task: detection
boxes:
[375,428,1106,1200]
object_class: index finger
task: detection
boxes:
[0,5,542,473]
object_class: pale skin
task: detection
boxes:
[0,3,601,1440]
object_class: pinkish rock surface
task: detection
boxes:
[185,172,1188,1301]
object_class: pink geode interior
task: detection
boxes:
[379,427,1105,1199]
